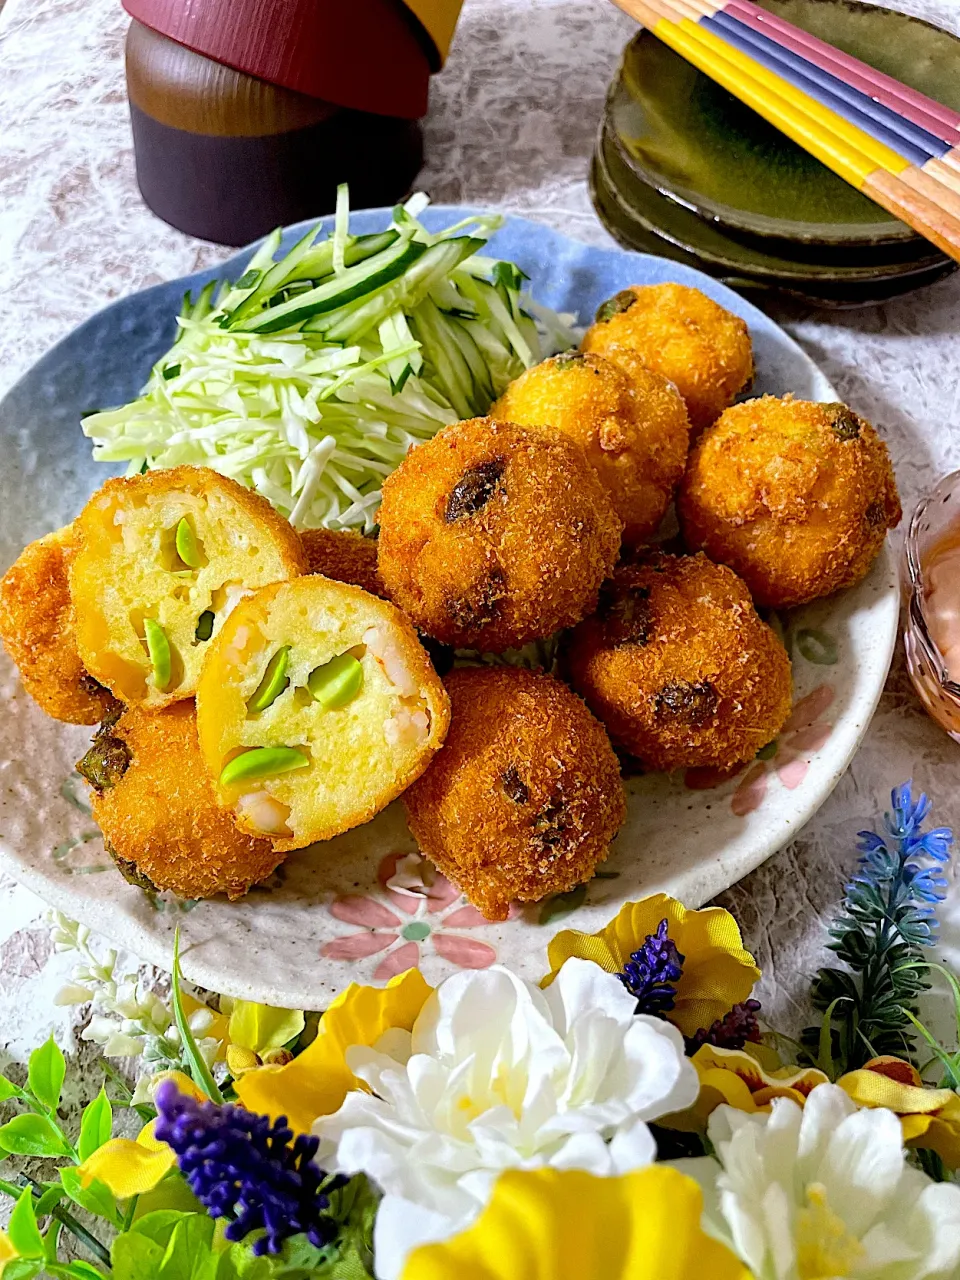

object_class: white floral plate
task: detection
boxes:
[0,208,899,1007]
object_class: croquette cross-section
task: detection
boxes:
[0,525,116,724]
[679,397,901,608]
[77,702,284,901]
[564,553,792,773]
[403,666,625,922]
[69,467,306,708]
[376,417,622,651]
[491,350,690,548]
[582,283,754,435]
[196,575,450,850]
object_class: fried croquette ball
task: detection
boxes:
[300,528,387,598]
[0,525,116,724]
[582,283,754,434]
[564,553,792,773]
[678,397,902,608]
[490,351,690,547]
[403,666,625,921]
[70,466,306,709]
[196,575,450,850]
[77,702,283,900]
[377,418,622,651]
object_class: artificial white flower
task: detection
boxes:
[677,1083,960,1280]
[48,911,220,1082]
[315,958,698,1280]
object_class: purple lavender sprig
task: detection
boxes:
[154,1081,347,1256]
[618,919,685,1016]
[805,782,954,1072]
[618,919,765,1054]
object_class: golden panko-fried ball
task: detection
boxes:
[678,397,901,608]
[564,553,792,773]
[582,283,754,434]
[196,576,450,851]
[70,467,306,709]
[77,702,283,900]
[403,666,625,922]
[490,351,690,547]
[377,418,622,651]
[0,525,116,724]
[300,528,388,599]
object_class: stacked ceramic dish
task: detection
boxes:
[591,0,960,307]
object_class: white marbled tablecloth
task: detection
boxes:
[2,0,960,1072]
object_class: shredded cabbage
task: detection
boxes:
[83,191,576,532]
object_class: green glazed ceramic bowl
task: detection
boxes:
[607,0,960,249]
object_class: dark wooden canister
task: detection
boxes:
[126,21,424,246]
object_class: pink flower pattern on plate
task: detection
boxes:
[730,683,836,816]
[682,684,836,817]
[321,852,499,980]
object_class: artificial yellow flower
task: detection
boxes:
[543,894,760,1037]
[0,1231,18,1276]
[235,968,432,1134]
[401,1165,751,1280]
[78,1071,206,1198]
[660,1044,829,1131]
[838,1056,960,1168]
[225,1000,305,1077]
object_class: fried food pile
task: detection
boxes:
[2,469,448,902]
[0,279,901,920]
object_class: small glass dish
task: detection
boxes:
[902,469,960,742]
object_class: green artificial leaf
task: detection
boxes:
[0,1076,26,1102]
[158,1214,219,1280]
[34,1183,68,1215]
[172,930,223,1103]
[111,1232,166,1280]
[60,1166,121,1227]
[0,1112,71,1157]
[129,1210,197,1250]
[28,1036,66,1113]
[7,1187,45,1257]
[3,1261,44,1280]
[134,1172,205,1220]
[78,1089,114,1162]
[48,1265,110,1280]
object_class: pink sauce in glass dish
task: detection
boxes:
[903,469,960,740]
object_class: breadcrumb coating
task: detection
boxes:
[491,351,690,547]
[404,666,625,921]
[300,528,387,598]
[564,553,792,772]
[81,702,283,900]
[678,396,901,608]
[582,283,754,435]
[0,525,116,724]
[377,417,622,651]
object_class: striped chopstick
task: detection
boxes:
[718,0,960,142]
[676,0,960,193]
[676,0,960,190]
[610,0,960,263]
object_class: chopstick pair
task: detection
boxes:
[678,0,960,192]
[611,0,960,263]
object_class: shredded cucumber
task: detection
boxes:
[82,192,576,532]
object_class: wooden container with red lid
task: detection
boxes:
[124,0,464,244]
